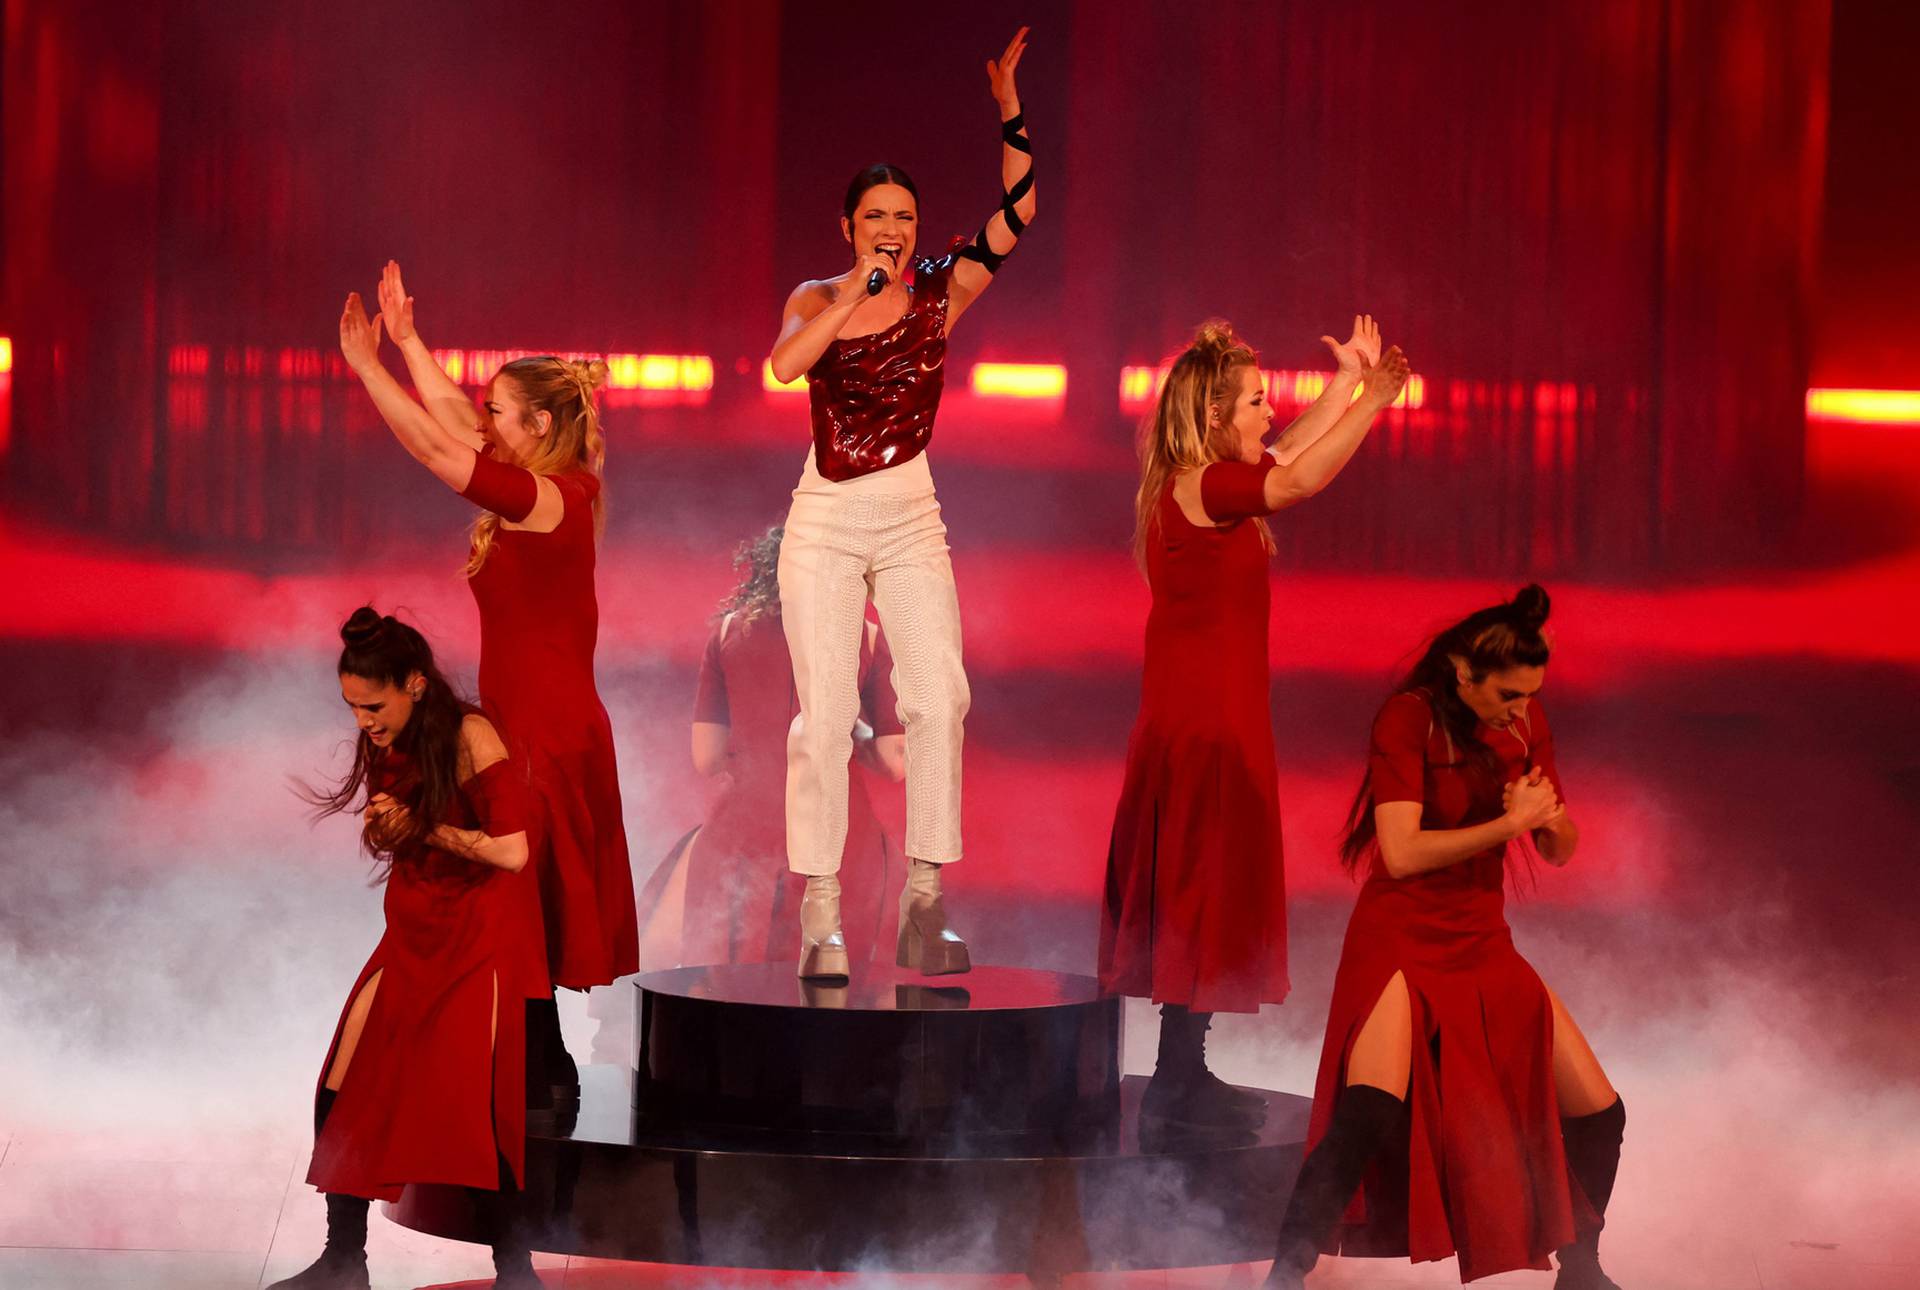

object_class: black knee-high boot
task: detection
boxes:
[1141,1004,1264,1127]
[1264,1084,1405,1289]
[1555,1096,1626,1290]
[265,1193,371,1289]
[313,1087,337,1138]
[471,1153,543,1289]
[525,996,579,1107]
[267,1089,372,1289]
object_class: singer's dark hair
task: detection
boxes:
[843,163,920,220]
[1337,585,1555,874]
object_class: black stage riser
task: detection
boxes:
[388,1077,1306,1274]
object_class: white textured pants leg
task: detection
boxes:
[779,491,871,877]
[867,492,969,865]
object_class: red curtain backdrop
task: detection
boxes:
[3,0,1830,574]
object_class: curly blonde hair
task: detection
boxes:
[1132,319,1272,570]
[465,355,608,577]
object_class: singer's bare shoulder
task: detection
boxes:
[783,274,853,323]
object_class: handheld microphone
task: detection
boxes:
[866,268,886,296]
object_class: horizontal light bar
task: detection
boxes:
[0,336,11,374]
[1119,365,1425,414]
[971,362,1067,399]
[607,353,714,393]
[762,359,808,393]
[1806,388,1920,425]
[1119,365,1168,411]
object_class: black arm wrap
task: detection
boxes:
[956,112,1033,275]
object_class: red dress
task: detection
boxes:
[685,610,903,963]
[1099,460,1290,1013]
[1306,690,1587,1281]
[307,749,541,1200]
[462,454,640,988]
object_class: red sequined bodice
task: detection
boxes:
[806,238,964,482]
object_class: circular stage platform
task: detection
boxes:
[389,962,1306,1276]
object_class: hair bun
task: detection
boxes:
[340,606,387,647]
[1193,318,1239,352]
[1509,584,1551,633]
[575,357,609,394]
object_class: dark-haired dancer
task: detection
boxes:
[768,28,1036,978]
[680,526,906,964]
[274,609,542,1290]
[340,270,640,1114]
[1102,317,1408,1127]
[1266,587,1624,1289]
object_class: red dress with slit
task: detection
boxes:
[684,610,903,963]
[1099,460,1290,1014]
[1306,690,1588,1281]
[307,750,540,1199]
[462,455,640,988]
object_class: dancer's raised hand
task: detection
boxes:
[378,260,417,345]
[1359,344,1410,410]
[987,25,1029,115]
[338,292,384,375]
[1321,314,1382,380]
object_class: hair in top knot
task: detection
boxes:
[339,606,387,648]
[1509,583,1551,634]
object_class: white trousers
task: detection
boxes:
[779,484,968,875]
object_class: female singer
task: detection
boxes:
[768,27,1036,977]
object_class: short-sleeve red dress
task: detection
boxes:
[1099,459,1290,1014]
[462,454,640,988]
[685,610,904,963]
[306,748,542,1200]
[1305,689,1591,1281]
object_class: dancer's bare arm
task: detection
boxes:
[1260,346,1409,511]
[377,260,487,452]
[339,292,478,493]
[1268,315,1380,464]
[1374,773,1560,878]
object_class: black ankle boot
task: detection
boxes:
[1264,1084,1405,1288]
[1141,1004,1264,1128]
[1555,1097,1626,1289]
[265,1193,371,1289]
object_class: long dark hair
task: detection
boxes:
[1338,585,1554,874]
[299,607,472,876]
[843,163,919,220]
[716,525,783,624]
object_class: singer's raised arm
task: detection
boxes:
[949,26,1035,331]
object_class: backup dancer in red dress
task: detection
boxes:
[767,27,1035,979]
[340,274,641,1114]
[1266,587,1625,1289]
[274,609,542,1290]
[1101,318,1409,1127]
[684,526,906,965]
